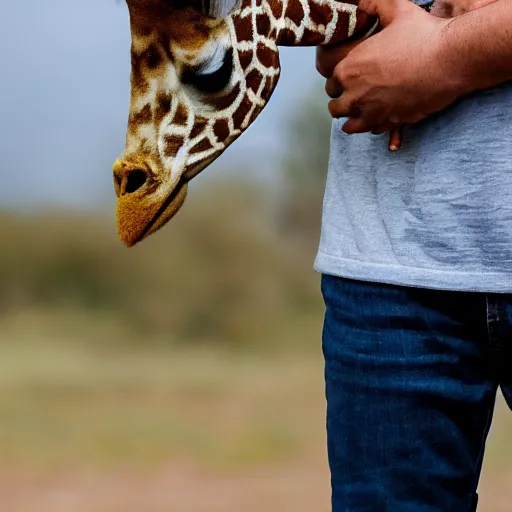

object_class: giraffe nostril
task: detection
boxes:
[125,169,147,194]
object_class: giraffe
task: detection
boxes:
[113,0,381,247]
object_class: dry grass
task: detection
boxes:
[0,338,509,512]
[0,338,326,473]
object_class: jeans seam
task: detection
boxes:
[485,295,503,353]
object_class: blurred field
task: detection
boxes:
[0,180,510,511]
[0,341,325,473]
[0,338,510,511]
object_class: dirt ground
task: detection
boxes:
[1,461,509,512]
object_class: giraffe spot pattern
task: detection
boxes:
[301,28,325,45]
[213,119,230,142]
[172,103,189,126]
[144,44,163,69]
[122,0,378,190]
[308,3,334,27]
[330,11,352,42]
[248,107,261,125]
[261,76,275,102]
[190,137,214,154]
[130,50,149,94]
[155,92,173,124]
[189,116,209,139]
[284,0,304,27]
[256,13,271,37]
[130,104,153,127]
[233,15,253,42]
[246,69,264,94]
[232,96,253,130]
[256,43,278,68]
[238,50,253,71]
[163,135,185,157]
[278,28,298,45]
[207,83,241,111]
[268,0,283,20]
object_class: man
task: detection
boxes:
[314,0,512,510]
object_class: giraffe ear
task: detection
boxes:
[201,0,240,18]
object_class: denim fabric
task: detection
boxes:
[321,274,512,512]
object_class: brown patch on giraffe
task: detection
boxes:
[232,97,253,130]
[261,76,275,101]
[284,0,304,27]
[143,43,163,70]
[131,49,149,94]
[268,0,283,20]
[233,14,253,42]
[172,103,189,126]
[132,24,152,38]
[189,138,214,154]
[238,50,253,71]
[330,12,352,42]
[163,135,185,157]
[213,119,230,143]
[246,69,264,94]
[278,29,298,45]
[300,28,325,46]
[128,3,217,52]
[256,43,278,69]
[130,104,153,127]
[154,92,173,125]
[189,116,209,140]
[256,14,271,37]
[309,3,334,27]
[248,106,262,126]
[206,83,241,111]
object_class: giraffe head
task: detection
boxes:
[113,0,283,247]
[113,0,376,247]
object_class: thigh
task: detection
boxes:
[321,275,498,512]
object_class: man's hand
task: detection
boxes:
[317,0,461,135]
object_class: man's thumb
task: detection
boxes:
[358,0,418,26]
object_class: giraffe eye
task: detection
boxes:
[182,48,234,94]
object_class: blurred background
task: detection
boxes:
[0,0,510,510]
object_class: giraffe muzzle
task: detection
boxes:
[113,159,189,247]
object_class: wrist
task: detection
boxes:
[434,16,475,99]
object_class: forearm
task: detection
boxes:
[442,0,512,95]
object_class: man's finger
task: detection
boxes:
[325,76,343,99]
[328,94,361,119]
[315,39,363,78]
[358,0,419,26]
[341,117,371,134]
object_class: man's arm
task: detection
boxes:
[319,0,512,135]
[442,0,512,92]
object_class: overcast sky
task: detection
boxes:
[0,0,322,210]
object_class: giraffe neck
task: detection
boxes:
[271,0,378,47]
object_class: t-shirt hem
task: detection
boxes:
[314,252,512,293]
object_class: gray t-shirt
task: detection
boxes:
[314,81,512,293]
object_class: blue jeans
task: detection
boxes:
[321,274,512,512]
